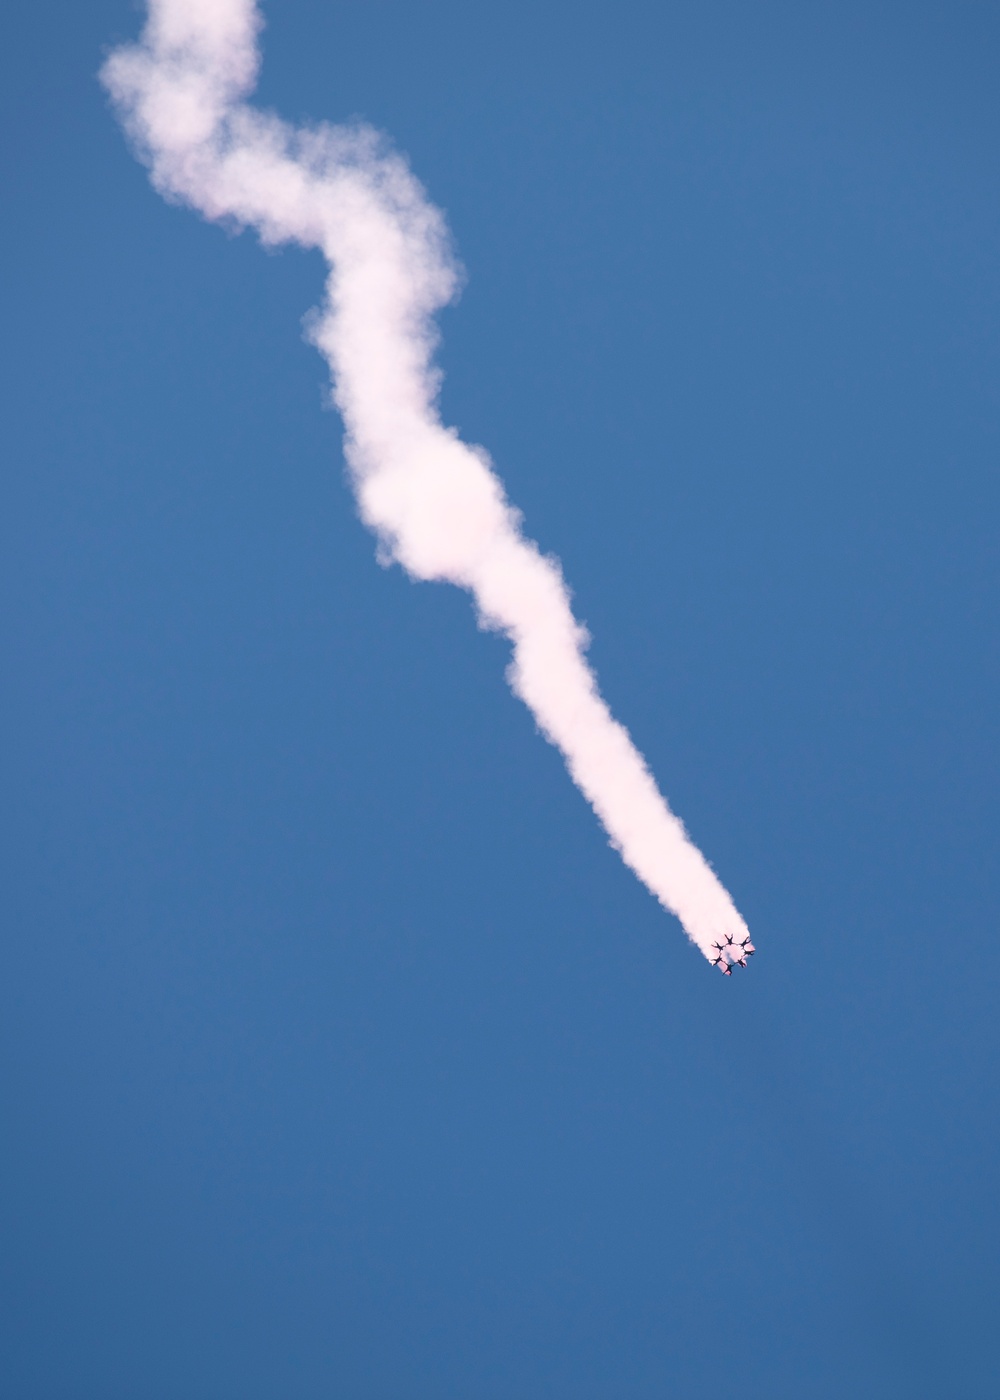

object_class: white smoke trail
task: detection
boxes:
[102,0,751,966]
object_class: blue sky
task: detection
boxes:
[2,2,999,1396]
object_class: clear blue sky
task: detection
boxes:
[2,2,998,1396]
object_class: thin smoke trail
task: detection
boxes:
[102,0,752,969]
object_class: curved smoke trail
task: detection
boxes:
[102,0,751,967]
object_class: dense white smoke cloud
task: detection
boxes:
[102,0,751,965]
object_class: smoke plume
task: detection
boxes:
[102,0,751,965]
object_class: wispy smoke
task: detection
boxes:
[102,0,752,967]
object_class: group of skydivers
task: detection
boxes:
[710,934,755,975]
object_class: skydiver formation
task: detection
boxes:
[710,934,755,976]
